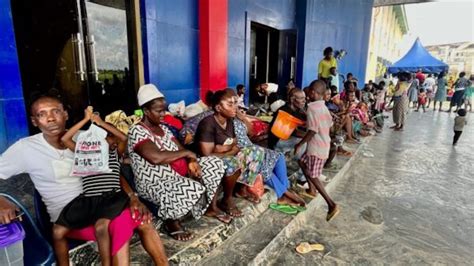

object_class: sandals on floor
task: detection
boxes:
[295,242,325,254]
[205,211,233,224]
[269,203,298,215]
[165,225,194,241]
[215,212,233,224]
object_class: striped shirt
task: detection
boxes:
[82,149,121,197]
[306,100,333,159]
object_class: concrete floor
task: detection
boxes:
[273,110,474,265]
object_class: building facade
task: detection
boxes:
[0,0,375,152]
[426,42,474,77]
[366,4,408,82]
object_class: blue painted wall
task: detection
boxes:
[140,0,200,105]
[0,0,28,153]
[296,0,374,88]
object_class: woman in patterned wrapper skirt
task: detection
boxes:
[128,84,226,242]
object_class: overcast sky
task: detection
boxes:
[403,0,474,48]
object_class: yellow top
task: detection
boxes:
[387,84,395,96]
[394,81,409,96]
[318,57,337,78]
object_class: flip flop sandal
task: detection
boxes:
[299,191,317,199]
[167,230,194,241]
[326,205,341,222]
[269,203,298,215]
[295,242,325,254]
[220,205,245,218]
[215,212,233,224]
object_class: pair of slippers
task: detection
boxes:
[268,203,306,215]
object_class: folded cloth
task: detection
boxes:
[163,114,183,130]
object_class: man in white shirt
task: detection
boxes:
[0,96,168,265]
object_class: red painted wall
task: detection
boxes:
[199,0,228,103]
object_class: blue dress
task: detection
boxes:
[407,79,419,102]
[434,77,447,102]
[234,119,289,198]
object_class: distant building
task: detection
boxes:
[426,42,474,76]
[366,5,409,83]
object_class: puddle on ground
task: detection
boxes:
[360,206,384,225]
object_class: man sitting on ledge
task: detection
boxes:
[0,95,168,265]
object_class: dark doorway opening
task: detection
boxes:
[249,22,297,106]
[11,0,138,132]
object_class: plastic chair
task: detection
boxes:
[33,190,53,243]
[0,193,55,266]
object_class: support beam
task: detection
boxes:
[199,0,228,103]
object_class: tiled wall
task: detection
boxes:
[0,0,28,152]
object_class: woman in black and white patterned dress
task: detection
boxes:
[128,84,226,241]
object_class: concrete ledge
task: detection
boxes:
[69,191,276,265]
[249,137,373,266]
[127,189,277,265]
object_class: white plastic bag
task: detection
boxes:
[184,100,209,119]
[71,124,111,176]
[270,99,286,112]
[168,100,186,117]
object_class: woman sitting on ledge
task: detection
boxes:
[195,89,305,217]
[128,84,227,242]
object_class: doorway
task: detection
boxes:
[249,22,296,105]
[11,0,138,130]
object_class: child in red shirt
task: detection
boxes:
[416,88,427,112]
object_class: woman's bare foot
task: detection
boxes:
[235,186,261,204]
[277,194,300,207]
[283,191,306,207]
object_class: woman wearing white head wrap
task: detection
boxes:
[128,84,227,241]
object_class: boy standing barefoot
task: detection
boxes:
[295,80,340,222]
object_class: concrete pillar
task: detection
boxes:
[199,0,228,103]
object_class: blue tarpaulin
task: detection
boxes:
[387,38,449,74]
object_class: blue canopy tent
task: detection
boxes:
[387,38,449,74]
